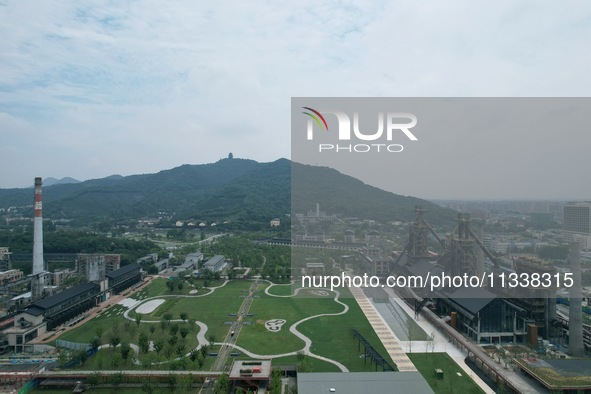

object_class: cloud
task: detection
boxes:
[0,0,590,196]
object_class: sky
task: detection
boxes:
[1,1,591,198]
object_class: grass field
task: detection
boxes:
[265,283,293,296]
[236,287,343,355]
[408,353,486,394]
[58,278,398,374]
[129,280,252,340]
[298,295,395,372]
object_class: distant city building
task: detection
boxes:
[0,269,23,286]
[344,229,355,243]
[297,203,336,223]
[104,254,121,273]
[563,202,591,250]
[0,247,12,271]
[203,255,226,272]
[52,268,74,287]
[137,253,159,265]
[270,218,281,227]
[75,254,106,282]
[179,252,203,271]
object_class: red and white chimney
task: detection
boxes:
[32,177,44,274]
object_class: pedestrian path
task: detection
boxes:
[348,286,416,372]
[382,287,496,394]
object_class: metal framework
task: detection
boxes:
[350,329,394,371]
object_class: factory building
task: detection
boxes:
[563,201,591,250]
[106,263,141,295]
[0,247,12,271]
[6,282,100,351]
[2,178,144,353]
[76,254,121,282]
[203,255,226,272]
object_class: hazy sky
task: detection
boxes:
[1,1,591,197]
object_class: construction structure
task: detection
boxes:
[563,201,591,250]
[0,247,11,272]
[30,177,49,301]
[392,206,568,346]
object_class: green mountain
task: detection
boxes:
[0,159,454,225]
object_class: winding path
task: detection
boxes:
[118,278,352,371]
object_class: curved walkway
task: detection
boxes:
[224,282,350,372]
[118,279,351,371]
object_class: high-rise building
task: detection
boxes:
[563,202,591,250]
[0,247,11,271]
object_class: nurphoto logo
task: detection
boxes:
[302,107,418,153]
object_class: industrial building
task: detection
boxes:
[178,252,203,271]
[563,201,591,250]
[0,247,11,271]
[203,255,226,272]
[105,263,142,295]
[6,263,142,352]
[75,253,121,282]
[297,372,434,394]
[1,178,145,353]
[393,206,581,350]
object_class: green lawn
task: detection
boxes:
[271,354,342,372]
[236,287,343,355]
[408,353,486,394]
[265,283,293,296]
[133,277,212,299]
[298,296,396,372]
[128,280,251,341]
[53,278,403,376]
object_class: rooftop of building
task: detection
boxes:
[29,282,98,311]
[228,360,272,380]
[106,263,141,279]
[297,372,434,394]
[204,255,225,266]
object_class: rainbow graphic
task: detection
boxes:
[302,107,328,131]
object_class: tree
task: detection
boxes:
[109,336,121,348]
[215,373,230,394]
[163,312,173,323]
[170,324,179,336]
[166,280,175,292]
[120,342,132,364]
[200,344,209,358]
[180,312,188,321]
[149,325,156,334]
[141,382,156,394]
[77,349,88,365]
[86,371,101,388]
[167,373,177,392]
[168,335,178,346]
[180,327,189,339]
[197,354,205,370]
[189,349,199,362]
[135,313,143,326]
[176,343,186,357]
[90,336,102,350]
[138,332,150,353]
[177,281,184,291]
[110,371,123,392]
[153,340,164,354]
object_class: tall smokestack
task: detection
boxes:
[32,177,44,275]
[568,241,584,357]
[473,219,485,277]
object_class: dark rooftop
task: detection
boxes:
[447,287,497,315]
[31,282,98,311]
[106,263,141,279]
[297,372,434,394]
